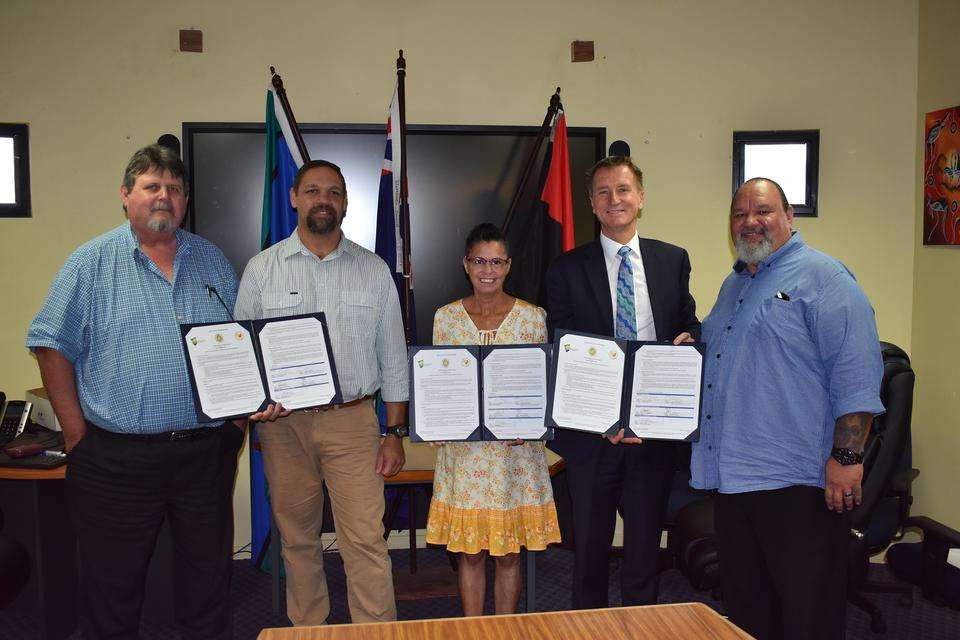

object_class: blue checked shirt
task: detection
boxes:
[27,223,238,433]
[691,232,885,493]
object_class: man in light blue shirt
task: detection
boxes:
[27,145,242,640]
[691,178,884,640]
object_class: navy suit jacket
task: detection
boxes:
[545,236,701,462]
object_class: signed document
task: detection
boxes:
[180,312,342,421]
[183,322,266,419]
[548,332,625,435]
[482,346,549,440]
[410,348,480,442]
[625,344,702,441]
[258,316,338,410]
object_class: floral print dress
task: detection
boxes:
[425,298,561,556]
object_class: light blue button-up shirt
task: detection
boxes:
[691,232,885,493]
[27,223,238,433]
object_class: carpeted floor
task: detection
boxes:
[1,546,958,639]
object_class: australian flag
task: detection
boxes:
[374,83,416,344]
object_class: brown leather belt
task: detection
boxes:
[301,394,375,413]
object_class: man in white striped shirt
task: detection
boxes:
[235,160,408,626]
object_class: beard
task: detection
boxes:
[733,228,774,265]
[146,203,176,233]
[305,203,342,235]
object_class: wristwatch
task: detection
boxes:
[385,423,409,439]
[831,447,864,466]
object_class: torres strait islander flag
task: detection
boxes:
[251,81,307,566]
[260,83,305,249]
[504,111,575,307]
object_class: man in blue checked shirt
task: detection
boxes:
[26,144,272,640]
[691,178,885,640]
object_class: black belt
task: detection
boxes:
[86,421,222,443]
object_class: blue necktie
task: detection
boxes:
[615,245,637,340]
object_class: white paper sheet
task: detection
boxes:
[482,347,548,440]
[258,317,337,410]
[627,344,702,440]
[412,348,479,441]
[551,334,624,434]
[184,323,266,418]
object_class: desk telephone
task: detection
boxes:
[0,393,32,446]
[0,393,65,468]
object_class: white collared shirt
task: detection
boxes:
[599,232,656,340]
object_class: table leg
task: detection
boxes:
[524,549,536,613]
[32,480,78,640]
[270,513,281,617]
[408,487,417,574]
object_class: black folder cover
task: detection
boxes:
[180,312,342,422]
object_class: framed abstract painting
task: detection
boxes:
[923,105,960,245]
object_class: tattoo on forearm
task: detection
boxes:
[833,412,873,450]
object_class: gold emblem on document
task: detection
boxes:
[442,358,450,367]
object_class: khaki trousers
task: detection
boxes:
[257,400,395,625]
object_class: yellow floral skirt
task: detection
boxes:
[425,441,561,556]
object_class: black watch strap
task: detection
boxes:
[831,447,864,466]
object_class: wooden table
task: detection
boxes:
[256,602,753,639]
[0,464,76,640]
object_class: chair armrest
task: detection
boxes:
[891,468,919,493]
[907,516,960,548]
[904,515,960,602]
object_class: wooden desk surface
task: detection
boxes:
[256,603,752,640]
[0,441,562,484]
[0,464,65,480]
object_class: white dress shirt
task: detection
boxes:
[599,232,656,340]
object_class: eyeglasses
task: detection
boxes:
[465,256,511,268]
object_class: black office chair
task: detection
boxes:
[0,507,32,609]
[847,341,919,634]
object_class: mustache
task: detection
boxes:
[738,226,769,239]
[309,204,337,216]
[150,202,174,213]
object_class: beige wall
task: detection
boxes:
[913,0,960,530]
[1,1,923,547]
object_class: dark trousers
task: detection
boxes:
[565,440,675,609]
[66,423,244,640]
[714,486,849,640]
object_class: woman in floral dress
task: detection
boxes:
[426,222,561,616]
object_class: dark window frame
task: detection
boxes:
[732,129,819,217]
[0,123,31,218]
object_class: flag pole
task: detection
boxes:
[501,87,563,235]
[396,50,415,344]
[270,66,311,163]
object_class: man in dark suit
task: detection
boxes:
[546,156,700,608]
